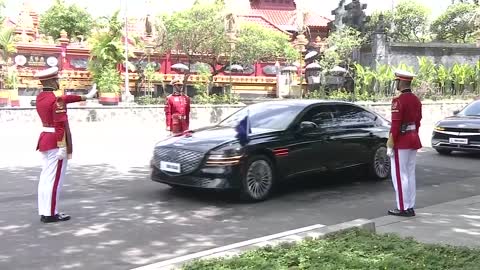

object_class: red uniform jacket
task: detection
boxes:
[36,90,84,155]
[164,92,190,131]
[390,89,422,150]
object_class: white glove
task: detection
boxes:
[56,147,67,160]
[85,84,97,99]
[387,147,394,157]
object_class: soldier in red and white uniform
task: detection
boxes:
[387,70,422,217]
[165,77,191,135]
[35,67,97,223]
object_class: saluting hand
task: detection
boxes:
[85,84,98,99]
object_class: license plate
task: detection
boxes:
[449,138,468,145]
[160,161,181,173]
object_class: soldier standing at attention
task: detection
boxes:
[386,70,422,217]
[165,77,191,135]
[35,67,97,223]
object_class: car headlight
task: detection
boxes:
[434,126,445,131]
[205,146,244,166]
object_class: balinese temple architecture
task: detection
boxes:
[2,0,334,104]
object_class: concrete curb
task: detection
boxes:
[130,218,375,270]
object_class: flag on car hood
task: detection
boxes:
[235,110,251,146]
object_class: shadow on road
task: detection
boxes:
[156,166,383,205]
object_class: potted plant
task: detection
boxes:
[0,28,17,107]
[97,65,121,105]
[2,66,19,107]
[0,66,8,107]
[88,10,131,105]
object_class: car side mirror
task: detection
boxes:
[453,110,460,115]
[298,121,318,133]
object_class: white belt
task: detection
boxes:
[41,127,55,133]
[405,124,416,131]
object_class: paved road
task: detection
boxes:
[0,124,479,270]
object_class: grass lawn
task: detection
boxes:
[181,229,480,270]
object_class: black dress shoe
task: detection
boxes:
[407,208,416,216]
[41,213,71,223]
[388,209,414,217]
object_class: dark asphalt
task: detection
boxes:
[0,149,479,270]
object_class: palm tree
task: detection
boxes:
[0,28,16,90]
[0,28,16,65]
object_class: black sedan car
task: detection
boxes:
[151,100,392,201]
[432,99,480,155]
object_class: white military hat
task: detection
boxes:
[394,69,416,81]
[34,67,59,81]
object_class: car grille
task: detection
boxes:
[153,147,204,175]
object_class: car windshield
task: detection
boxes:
[218,103,304,132]
[458,101,480,116]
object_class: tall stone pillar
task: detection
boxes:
[371,14,388,69]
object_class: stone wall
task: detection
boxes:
[0,105,245,130]
[0,101,471,129]
[361,33,480,69]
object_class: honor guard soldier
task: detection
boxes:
[386,70,422,217]
[165,77,191,135]
[35,67,97,223]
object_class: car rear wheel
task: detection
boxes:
[240,155,275,202]
[369,144,390,180]
[435,149,452,155]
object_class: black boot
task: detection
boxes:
[388,208,414,217]
[41,213,71,223]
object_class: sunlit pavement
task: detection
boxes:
[0,123,479,270]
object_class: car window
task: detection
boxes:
[219,103,305,132]
[300,105,336,128]
[333,104,378,127]
[459,101,480,116]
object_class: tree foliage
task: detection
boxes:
[0,28,16,64]
[39,0,94,40]
[362,0,431,42]
[88,10,129,93]
[320,26,365,70]
[431,3,477,42]
[390,0,431,42]
[163,1,229,76]
[452,0,479,4]
[0,0,6,25]
[233,23,298,64]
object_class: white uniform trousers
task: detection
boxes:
[38,148,68,216]
[390,149,417,211]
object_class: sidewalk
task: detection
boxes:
[131,196,480,270]
[373,195,480,248]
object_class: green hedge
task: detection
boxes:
[182,229,480,270]
[134,93,241,105]
[353,57,480,100]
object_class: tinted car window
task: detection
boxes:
[334,104,378,127]
[458,101,480,116]
[219,103,305,132]
[300,105,336,128]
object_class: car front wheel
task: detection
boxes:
[369,144,391,180]
[240,155,275,202]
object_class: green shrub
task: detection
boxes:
[182,228,480,270]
